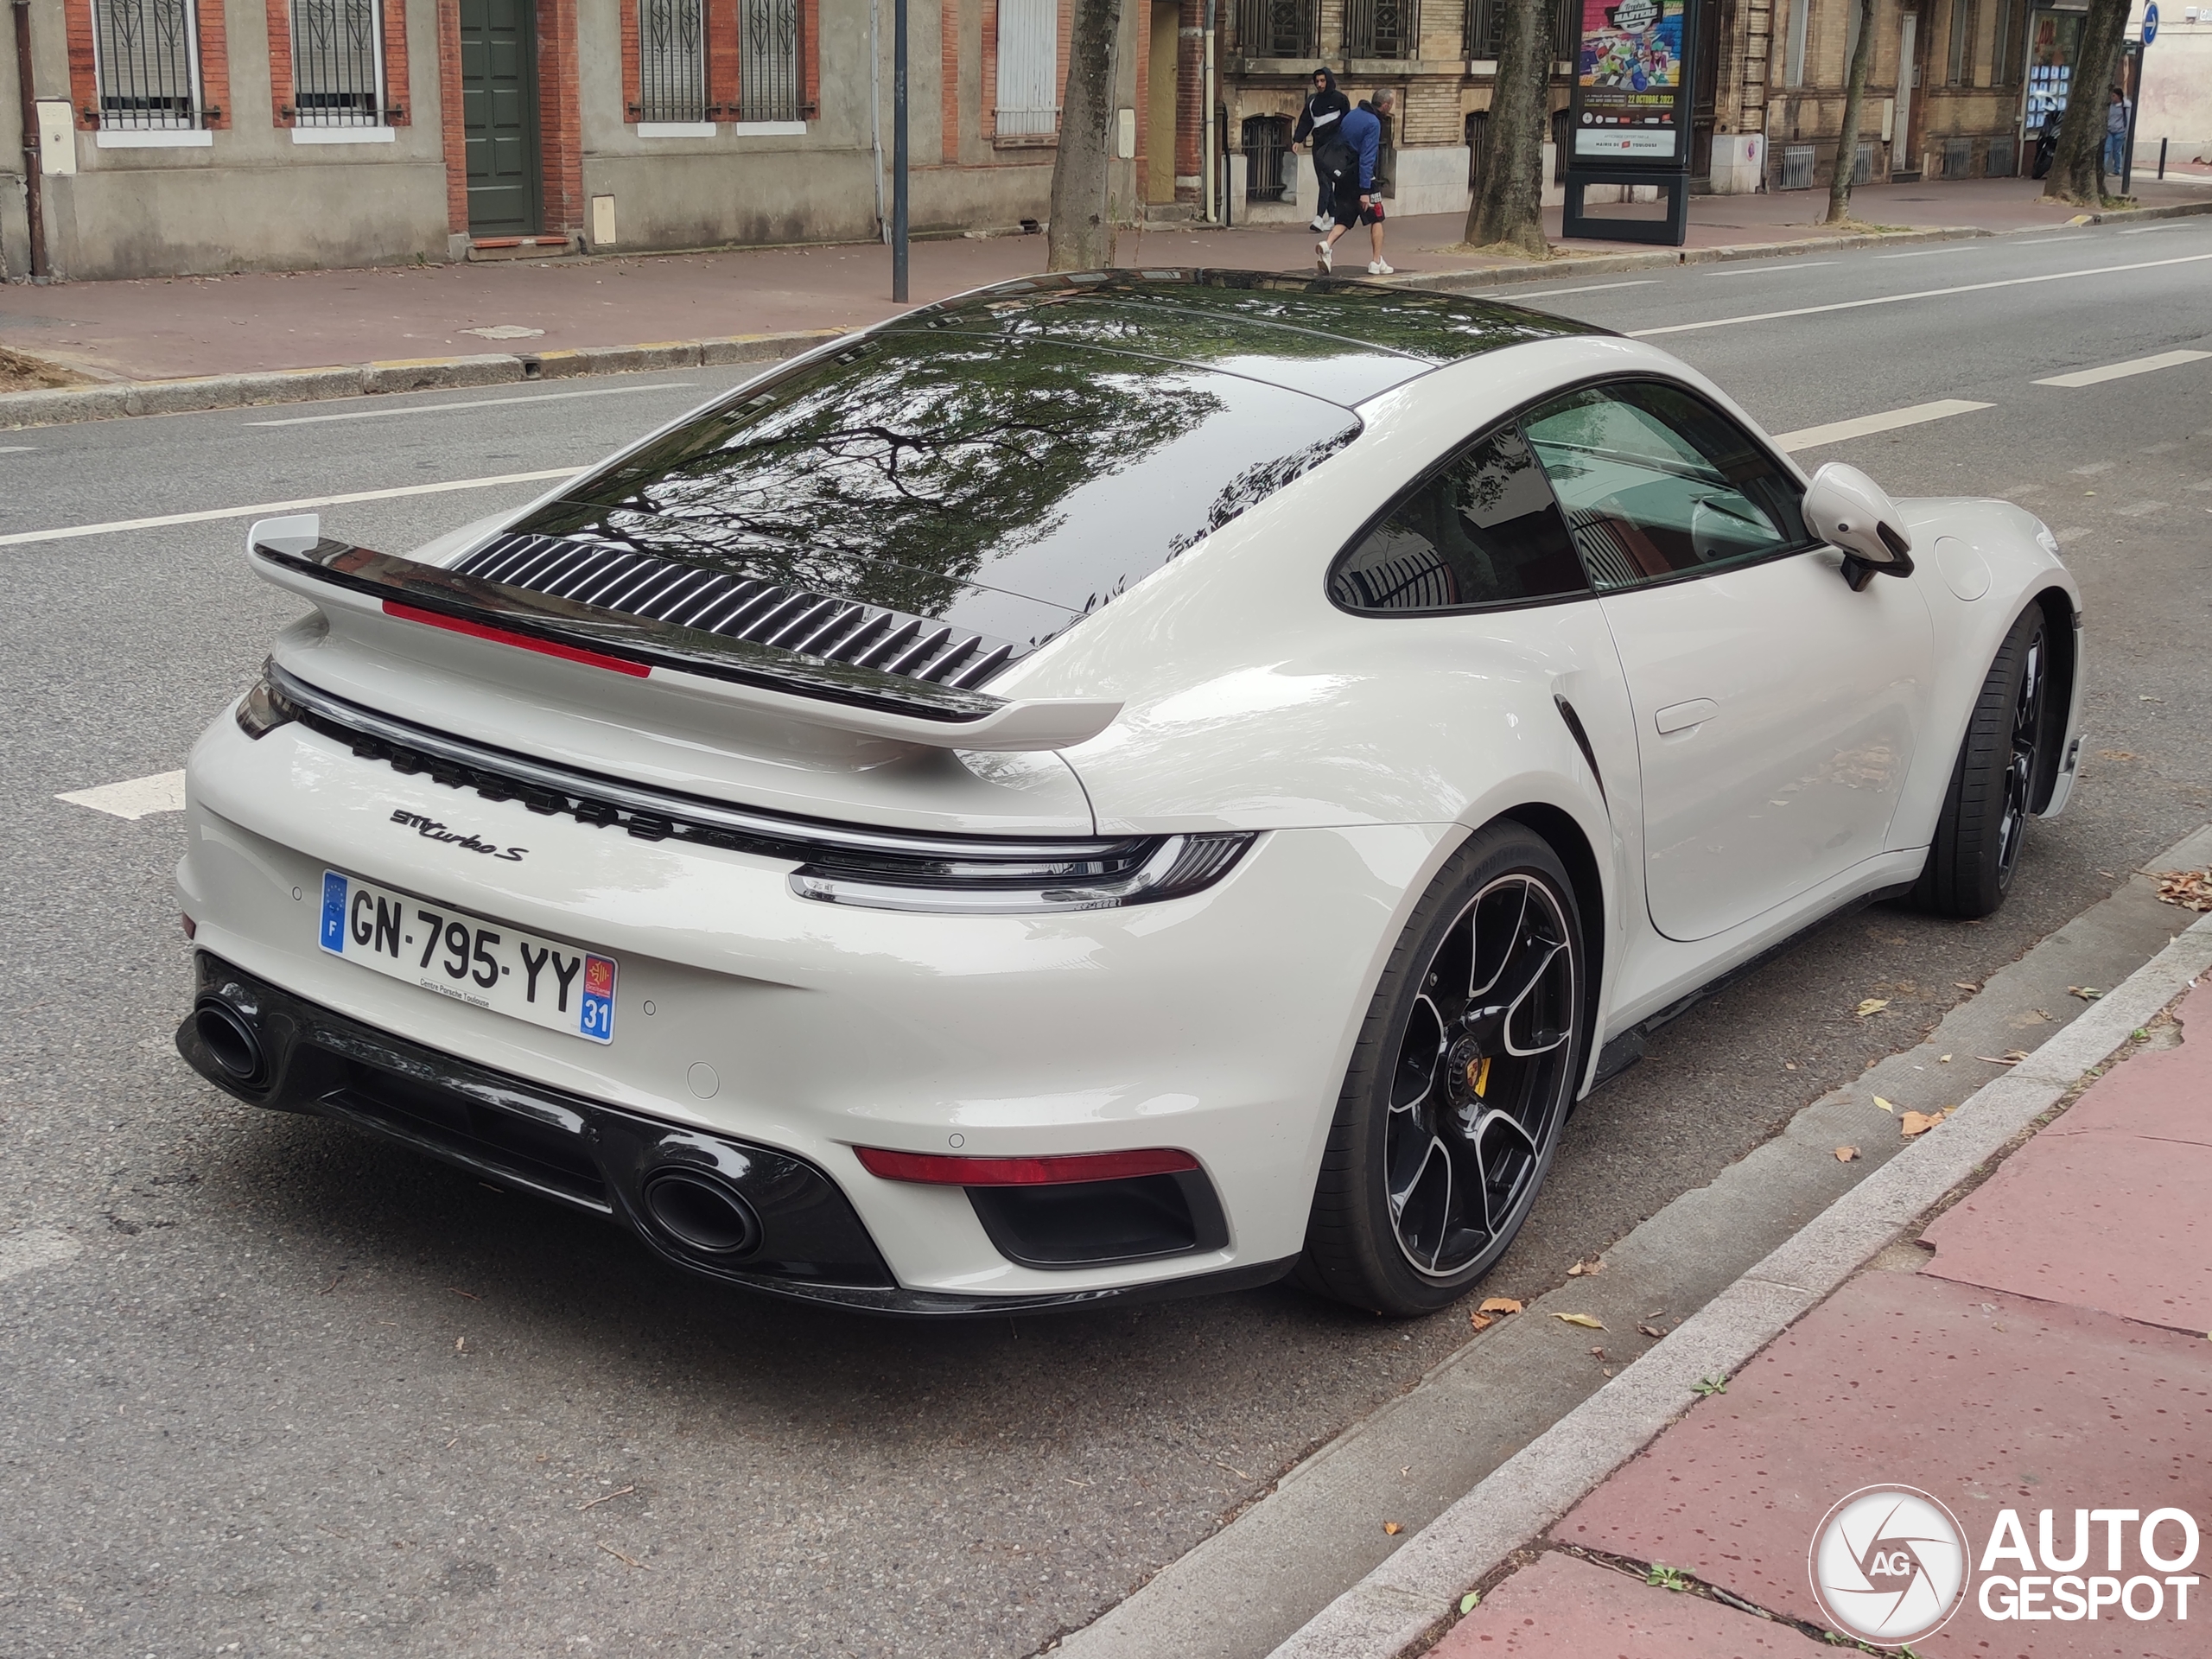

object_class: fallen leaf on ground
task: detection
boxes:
[1589,1347,1607,1360]
[1566,1257,1605,1277]
[1835,1146,1859,1162]
[1468,1312,1493,1332]
[1976,1054,2023,1065]
[2154,869,2212,912]
[1459,1592,1481,1614]
[1478,1297,1522,1315]
[1382,1522,1402,1535]
[1783,1061,1798,1070]
[1939,1054,1953,1063]
[1553,1313,1605,1330]
[454,1337,467,1353]
[1856,998,1890,1017]
[1900,1109,1948,1137]
[1954,982,1980,992]
[1872,1096,1897,1114]
[2068,986,2104,1001]
[1637,1323,1667,1339]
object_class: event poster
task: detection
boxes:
[1573,0,1688,162]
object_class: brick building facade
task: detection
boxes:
[2,0,2089,281]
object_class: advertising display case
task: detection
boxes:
[1562,0,1702,244]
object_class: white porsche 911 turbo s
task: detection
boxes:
[175,270,2085,1317]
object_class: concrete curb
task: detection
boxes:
[1267,906,2212,1659]
[0,327,845,431]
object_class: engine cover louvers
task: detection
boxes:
[449,534,1020,690]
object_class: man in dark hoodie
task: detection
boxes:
[1293,67,1351,233]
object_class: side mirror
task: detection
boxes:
[1802,462,1916,591]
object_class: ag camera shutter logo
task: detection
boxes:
[1808,1485,1970,1644]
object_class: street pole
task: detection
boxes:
[891,0,909,303]
[11,0,48,280]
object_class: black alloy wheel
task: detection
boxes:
[1915,604,2054,919]
[1300,825,1586,1316]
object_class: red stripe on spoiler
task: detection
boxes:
[382,601,652,677]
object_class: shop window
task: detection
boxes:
[92,0,209,127]
[995,0,1058,138]
[741,0,800,122]
[638,0,706,123]
[289,0,382,124]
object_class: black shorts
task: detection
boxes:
[1332,192,1366,229]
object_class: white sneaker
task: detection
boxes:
[1315,238,1333,273]
[1310,213,1332,232]
[1367,259,1395,276]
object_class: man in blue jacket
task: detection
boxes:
[1315,89,1394,276]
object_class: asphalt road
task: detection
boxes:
[3,224,2209,1659]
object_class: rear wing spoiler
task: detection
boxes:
[245,516,1120,753]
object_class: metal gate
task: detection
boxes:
[290,0,385,125]
[92,0,207,129]
[639,0,706,123]
[1243,114,1290,200]
[741,0,800,123]
[995,0,1058,138]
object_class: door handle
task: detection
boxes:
[1654,698,1717,735]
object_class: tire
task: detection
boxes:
[1914,604,2054,919]
[1299,825,1588,1317]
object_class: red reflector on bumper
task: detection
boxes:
[383,601,652,677]
[853,1146,1199,1186]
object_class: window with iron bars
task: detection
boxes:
[1243,113,1292,199]
[1465,0,1577,67]
[1234,0,1319,59]
[290,0,385,126]
[1344,0,1418,58]
[741,0,801,121]
[92,0,207,128]
[639,0,707,122]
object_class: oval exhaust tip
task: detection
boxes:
[194,998,267,1087]
[639,1169,762,1257]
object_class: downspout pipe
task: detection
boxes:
[1202,0,1216,222]
[11,0,48,279]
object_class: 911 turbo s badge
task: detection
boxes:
[389,808,527,862]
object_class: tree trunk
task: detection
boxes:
[1047,0,1124,270]
[1825,0,1878,224]
[2042,0,2128,205]
[1464,0,1555,255]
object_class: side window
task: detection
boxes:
[1522,380,1813,594]
[1330,425,1592,613]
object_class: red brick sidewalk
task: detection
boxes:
[4,176,2207,385]
[1434,982,2212,1657]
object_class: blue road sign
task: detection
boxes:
[2143,3,2158,44]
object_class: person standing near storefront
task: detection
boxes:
[1294,69,1352,233]
[2106,85,2133,180]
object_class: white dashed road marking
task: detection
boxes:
[0,1228,82,1284]
[0,467,582,549]
[2032,348,2212,388]
[1771,399,1994,452]
[245,382,700,427]
[1627,250,2212,337]
[1703,261,1837,276]
[1491,280,1660,300]
[57,770,188,819]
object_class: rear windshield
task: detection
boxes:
[507,332,1362,645]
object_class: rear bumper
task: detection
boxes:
[179,950,1293,1316]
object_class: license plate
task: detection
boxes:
[317,871,616,1044]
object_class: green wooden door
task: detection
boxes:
[460,0,541,235]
